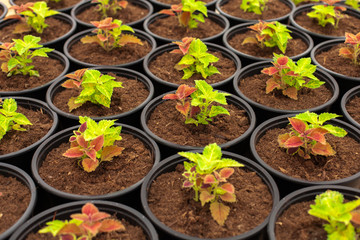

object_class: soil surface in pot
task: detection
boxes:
[155,0,213,4]
[52,73,149,117]
[256,126,360,181]
[148,15,223,40]
[346,96,360,124]
[26,219,147,240]
[0,17,72,43]
[294,11,360,37]
[12,0,81,10]
[220,0,291,20]
[0,174,31,234]
[315,43,360,78]
[68,38,152,65]
[0,56,65,92]
[275,200,327,240]
[238,73,333,110]
[38,133,154,195]
[75,2,149,25]
[147,101,250,147]
[228,30,308,59]
[148,50,236,85]
[0,106,53,155]
[148,164,273,238]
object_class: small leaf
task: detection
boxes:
[282,86,298,100]
[63,147,84,158]
[82,158,99,172]
[284,136,303,148]
[312,142,336,156]
[203,174,217,184]
[210,201,230,226]
[265,78,280,94]
[99,219,125,232]
[220,192,236,202]
[219,168,234,179]
[101,145,124,161]
[176,102,191,116]
[221,183,235,194]
[289,117,307,134]
[200,190,215,206]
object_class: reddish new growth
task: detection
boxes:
[339,32,360,65]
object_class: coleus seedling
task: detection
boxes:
[240,0,268,15]
[308,190,360,239]
[171,37,220,79]
[278,111,347,159]
[163,80,231,126]
[0,35,53,77]
[61,68,123,112]
[242,20,292,54]
[0,98,32,141]
[261,53,324,100]
[307,0,347,28]
[6,1,59,34]
[39,202,125,240]
[159,0,207,29]
[179,143,244,226]
[63,116,124,172]
[81,17,143,52]
[339,32,360,65]
[91,0,128,18]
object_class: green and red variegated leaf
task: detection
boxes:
[289,117,307,134]
[63,147,84,158]
[339,47,354,59]
[97,34,108,42]
[210,201,230,226]
[282,86,298,100]
[170,49,183,54]
[58,223,82,235]
[261,67,279,76]
[171,3,182,12]
[176,102,191,116]
[241,37,258,45]
[159,9,175,16]
[90,135,104,152]
[203,174,216,184]
[0,50,11,61]
[286,71,299,77]
[79,122,87,133]
[13,23,31,34]
[99,219,125,232]
[344,32,360,45]
[118,34,143,46]
[4,14,22,20]
[307,128,328,144]
[219,168,234,179]
[248,20,268,32]
[118,0,128,8]
[176,84,197,100]
[311,142,335,156]
[183,180,193,188]
[351,210,360,225]
[77,135,88,148]
[81,35,102,46]
[77,237,88,240]
[220,183,235,194]
[72,203,99,220]
[66,68,87,81]
[220,192,236,202]
[334,5,346,11]
[265,78,280,94]
[91,18,119,30]
[190,106,200,118]
[179,11,191,26]
[0,42,15,50]
[287,147,299,155]
[82,158,99,172]
[101,146,124,161]
[278,133,291,147]
[276,56,289,66]
[9,2,33,13]
[200,190,215,206]
[85,148,97,161]
[284,136,303,148]
[90,212,111,222]
[62,80,81,89]
[82,222,102,236]
[163,93,179,100]
[68,97,84,112]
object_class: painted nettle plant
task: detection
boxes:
[240,0,268,15]
[180,143,244,226]
[91,0,128,19]
[339,32,360,65]
[307,0,347,28]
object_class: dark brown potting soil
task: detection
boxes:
[147,101,250,147]
[238,73,333,110]
[148,164,273,238]
[38,133,154,195]
[0,106,53,155]
[75,1,149,25]
[148,15,224,40]
[0,56,65,92]
[52,74,149,117]
[155,0,213,4]
[227,30,309,59]
[12,0,81,10]
[0,17,72,43]
[148,50,236,85]
[0,175,31,234]
[220,0,291,20]
[346,95,360,124]
[315,43,360,78]
[256,127,360,181]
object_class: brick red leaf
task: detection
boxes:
[183,180,193,188]
[261,66,279,76]
[289,118,307,133]
[220,192,236,202]
[91,135,104,152]
[221,183,235,194]
[210,201,230,226]
[284,136,303,148]
[82,222,102,236]
[312,142,335,156]
[200,190,215,206]
[82,157,99,172]
[99,219,125,232]
[351,211,360,224]
[118,0,128,9]
[159,9,176,16]
[219,168,234,179]
[176,102,190,116]
[307,128,328,144]
[276,56,288,66]
[63,147,84,158]
[265,78,280,94]
[203,174,216,184]
[278,133,291,147]
[58,223,82,235]
[101,145,124,161]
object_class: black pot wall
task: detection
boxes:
[341,85,360,130]
[0,2,7,20]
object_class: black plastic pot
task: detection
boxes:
[143,11,230,46]
[140,151,279,240]
[0,2,7,20]
[63,27,156,71]
[31,123,160,211]
[250,114,360,197]
[0,163,37,240]
[0,50,70,101]
[341,85,360,129]
[223,23,314,66]
[9,200,158,240]
[143,42,242,95]
[149,0,218,11]
[9,0,83,13]
[216,0,295,26]
[46,67,154,129]
[0,97,58,173]
[233,61,339,124]
[267,185,360,239]
[71,0,153,31]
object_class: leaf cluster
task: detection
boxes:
[0,35,53,77]
[91,0,128,19]
[81,17,143,52]
[180,143,244,226]
[308,190,360,240]
[39,202,125,240]
[63,116,124,172]
[345,0,360,10]
[307,0,347,28]
[171,38,220,79]
[159,0,207,29]
[291,0,319,6]
[278,111,347,159]
[262,53,324,100]
[240,0,268,15]
[61,68,123,111]
[163,80,230,126]
[339,32,360,65]
[242,21,292,54]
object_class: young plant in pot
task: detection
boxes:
[0,35,69,100]
[141,143,279,239]
[250,111,360,197]
[233,53,339,123]
[143,37,241,94]
[1,1,77,51]
[141,80,256,158]
[9,0,83,14]
[63,17,156,69]
[144,0,230,45]
[341,85,360,130]
[9,200,159,240]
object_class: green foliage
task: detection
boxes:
[91,0,128,19]
[339,32,360,65]
[180,143,243,225]
[0,98,32,141]
[307,0,347,28]
[308,190,360,240]
[0,35,53,77]
[240,0,268,15]
[345,0,360,10]
[291,0,319,6]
